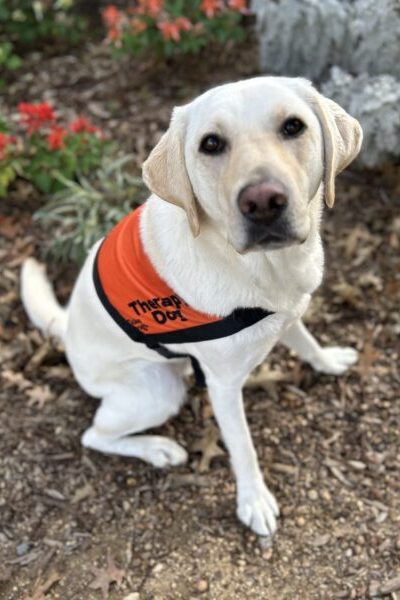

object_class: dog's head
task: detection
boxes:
[142,77,362,253]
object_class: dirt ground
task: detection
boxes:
[0,38,399,600]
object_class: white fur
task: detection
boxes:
[21,77,362,538]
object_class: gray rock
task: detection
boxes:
[322,68,400,167]
[16,542,30,556]
[253,0,351,81]
[253,0,400,80]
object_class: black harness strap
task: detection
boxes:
[93,246,274,388]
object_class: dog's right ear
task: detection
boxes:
[310,92,363,209]
[142,107,200,237]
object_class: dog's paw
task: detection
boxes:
[144,438,188,468]
[237,480,279,537]
[310,346,358,375]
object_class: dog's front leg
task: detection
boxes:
[280,319,358,375]
[207,380,279,536]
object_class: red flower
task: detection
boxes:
[102,5,122,28]
[200,0,222,18]
[107,26,122,42]
[227,0,248,12]
[102,5,124,43]
[158,20,181,42]
[47,125,66,150]
[0,133,14,160]
[136,0,163,18]
[158,17,193,41]
[69,115,100,134]
[18,102,55,134]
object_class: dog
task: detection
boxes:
[21,76,362,537]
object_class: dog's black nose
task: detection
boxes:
[238,181,288,223]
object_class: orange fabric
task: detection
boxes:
[96,205,220,335]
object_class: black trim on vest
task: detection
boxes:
[93,243,274,387]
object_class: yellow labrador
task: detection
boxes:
[21,77,362,537]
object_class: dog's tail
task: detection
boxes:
[21,258,68,343]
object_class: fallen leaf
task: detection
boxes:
[0,216,21,239]
[332,281,364,309]
[246,363,286,391]
[45,365,71,380]
[24,340,52,372]
[355,340,381,381]
[2,369,32,391]
[23,570,61,600]
[89,550,126,600]
[26,384,54,409]
[0,290,18,304]
[71,483,94,504]
[191,424,225,472]
[358,271,383,291]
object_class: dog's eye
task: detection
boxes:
[199,134,226,155]
[281,118,306,138]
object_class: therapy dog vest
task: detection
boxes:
[93,205,274,385]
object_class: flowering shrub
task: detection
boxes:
[0,103,111,197]
[102,0,248,58]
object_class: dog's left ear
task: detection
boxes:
[142,107,200,236]
[311,92,363,208]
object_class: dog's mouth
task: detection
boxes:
[240,223,305,253]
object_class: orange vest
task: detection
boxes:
[93,205,273,384]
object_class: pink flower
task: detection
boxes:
[47,125,67,150]
[18,102,56,134]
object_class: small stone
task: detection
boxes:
[320,489,331,501]
[395,536,400,550]
[153,563,164,575]
[296,516,306,527]
[308,490,318,501]
[123,594,140,600]
[196,579,209,593]
[16,542,29,556]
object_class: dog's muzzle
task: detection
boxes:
[238,180,300,250]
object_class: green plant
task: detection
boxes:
[0,116,22,195]
[0,0,85,46]
[34,155,148,264]
[0,103,112,197]
[0,40,22,69]
[0,0,86,81]
[102,0,248,59]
